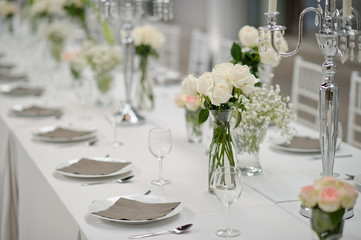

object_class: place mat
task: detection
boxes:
[92,198,181,221]
[5,86,43,96]
[58,158,130,175]
[280,136,320,150]
[14,106,60,116]
[37,127,93,139]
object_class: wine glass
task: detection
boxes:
[148,128,172,186]
[74,71,94,120]
[104,103,125,148]
[212,166,243,238]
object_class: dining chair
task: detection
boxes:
[347,71,361,148]
[213,38,234,65]
[291,56,324,130]
[156,23,181,72]
[187,29,211,77]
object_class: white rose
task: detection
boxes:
[238,25,258,47]
[213,62,233,79]
[181,74,198,97]
[131,27,144,46]
[197,72,214,95]
[229,64,257,96]
[209,78,233,106]
[260,32,288,67]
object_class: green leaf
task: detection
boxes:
[254,81,261,87]
[199,109,209,124]
[231,42,242,62]
[233,111,242,129]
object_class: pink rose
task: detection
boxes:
[299,185,318,207]
[339,183,358,209]
[174,94,186,108]
[185,96,201,111]
[318,186,341,212]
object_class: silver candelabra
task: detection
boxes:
[99,0,173,125]
[259,0,360,218]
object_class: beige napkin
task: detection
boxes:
[0,72,27,81]
[280,136,320,150]
[18,106,60,116]
[93,198,181,221]
[58,158,130,175]
[37,127,93,139]
[7,86,43,96]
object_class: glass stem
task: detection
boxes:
[158,157,163,181]
[113,125,117,142]
[226,205,231,230]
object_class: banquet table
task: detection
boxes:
[1,81,361,240]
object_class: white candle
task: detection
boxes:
[343,0,352,17]
[268,0,277,13]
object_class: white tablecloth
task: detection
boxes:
[0,85,360,240]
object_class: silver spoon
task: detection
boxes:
[129,224,193,239]
[81,175,134,186]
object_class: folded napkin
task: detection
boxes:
[0,72,27,81]
[93,198,181,221]
[5,86,43,96]
[16,106,60,116]
[58,158,130,175]
[280,136,320,150]
[37,127,93,139]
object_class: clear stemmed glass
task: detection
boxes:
[104,104,125,148]
[74,72,94,120]
[148,128,172,186]
[212,166,243,238]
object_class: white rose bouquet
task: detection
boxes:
[181,62,258,185]
[131,25,165,110]
[231,25,288,77]
[299,177,358,240]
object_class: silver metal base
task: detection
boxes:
[116,103,145,126]
[300,204,354,219]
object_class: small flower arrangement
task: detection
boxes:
[41,21,73,62]
[234,83,296,153]
[0,0,18,32]
[231,25,288,77]
[62,51,87,80]
[299,177,358,240]
[131,25,165,110]
[175,94,203,142]
[82,42,122,94]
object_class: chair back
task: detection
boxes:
[347,71,361,148]
[291,56,323,130]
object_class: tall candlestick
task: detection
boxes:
[268,0,277,13]
[343,0,352,17]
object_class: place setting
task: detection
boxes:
[9,104,63,118]
[0,82,44,97]
[31,125,97,144]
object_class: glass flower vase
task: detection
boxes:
[311,207,345,240]
[208,109,237,192]
[95,70,114,106]
[185,108,203,143]
[232,121,268,176]
[135,55,154,110]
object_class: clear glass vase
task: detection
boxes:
[208,109,237,192]
[95,70,114,106]
[135,55,154,110]
[232,122,268,176]
[311,207,345,240]
[185,108,203,143]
